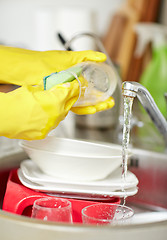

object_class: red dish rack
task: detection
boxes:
[2,169,121,223]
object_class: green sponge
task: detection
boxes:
[43,66,82,90]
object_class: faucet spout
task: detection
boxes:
[122,81,167,147]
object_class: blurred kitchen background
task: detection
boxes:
[0,0,167,158]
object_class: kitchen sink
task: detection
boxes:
[0,138,167,240]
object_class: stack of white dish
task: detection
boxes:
[18,137,138,200]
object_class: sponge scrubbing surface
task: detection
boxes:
[43,66,82,90]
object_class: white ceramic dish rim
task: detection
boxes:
[18,169,138,198]
[19,139,123,159]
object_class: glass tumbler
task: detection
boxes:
[31,197,73,223]
[72,61,117,107]
[82,203,134,225]
[44,61,117,107]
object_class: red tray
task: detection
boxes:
[2,169,120,223]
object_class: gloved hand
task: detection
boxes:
[71,97,115,115]
[0,45,106,86]
[0,83,115,140]
[0,81,80,140]
[0,46,115,140]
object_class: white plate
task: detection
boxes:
[21,160,138,191]
[18,171,138,200]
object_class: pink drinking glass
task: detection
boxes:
[31,197,73,223]
[82,203,134,225]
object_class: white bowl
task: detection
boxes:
[19,137,123,181]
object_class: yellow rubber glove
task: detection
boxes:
[0,81,80,140]
[0,46,115,140]
[0,45,106,86]
[0,84,114,140]
[71,97,115,115]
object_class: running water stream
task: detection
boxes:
[122,96,134,205]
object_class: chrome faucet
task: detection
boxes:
[122,81,167,147]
